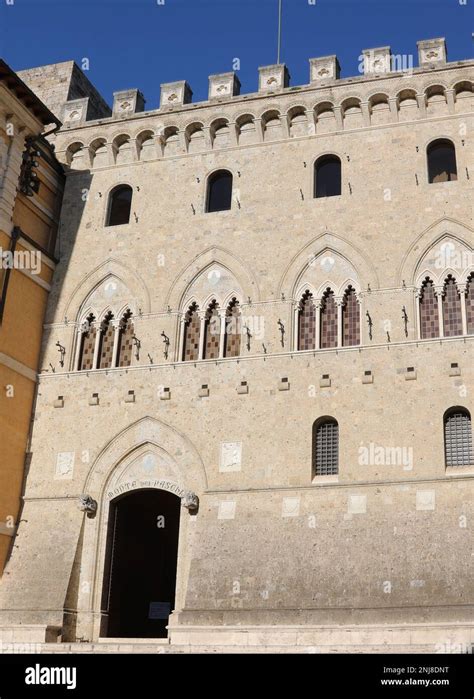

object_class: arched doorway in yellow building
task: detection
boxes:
[101,488,181,638]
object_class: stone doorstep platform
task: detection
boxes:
[0,622,473,654]
[0,642,444,654]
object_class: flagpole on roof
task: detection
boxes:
[277,0,283,64]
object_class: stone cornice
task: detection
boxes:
[55,60,474,138]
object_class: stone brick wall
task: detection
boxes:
[0,48,473,645]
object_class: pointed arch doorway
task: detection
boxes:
[101,488,181,638]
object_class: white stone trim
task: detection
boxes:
[0,352,37,382]
[0,522,17,537]
[17,267,51,292]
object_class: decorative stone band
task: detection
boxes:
[105,478,199,512]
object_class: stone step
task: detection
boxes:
[12,642,440,654]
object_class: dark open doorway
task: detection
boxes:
[101,489,181,638]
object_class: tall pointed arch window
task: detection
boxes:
[116,310,134,367]
[419,278,439,339]
[442,275,463,337]
[298,290,316,351]
[203,300,221,360]
[342,286,360,346]
[78,313,96,370]
[182,303,201,361]
[97,312,115,369]
[466,273,474,335]
[225,298,241,358]
[320,289,338,348]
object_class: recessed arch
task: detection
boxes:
[85,415,207,497]
[165,245,260,312]
[209,118,230,149]
[287,105,308,138]
[185,122,205,153]
[64,257,151,323]
[65,141,86,168]
[136,129,156,161]
[261,109,282,141]
[279,232,378,299]
[89,138,108,168]
[235,113,257,145]
[398,218,474,287]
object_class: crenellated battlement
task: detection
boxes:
[50,51,472,170]
[17,38,473,137]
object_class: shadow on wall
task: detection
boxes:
[38,163,93,371]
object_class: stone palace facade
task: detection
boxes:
[0,38,473,652]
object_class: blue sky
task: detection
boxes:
[0,0,472,108]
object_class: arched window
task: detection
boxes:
[97,312,115,369]
[427,139,457,183]
[320,289,338,348]
[182,303,200,361]
[78,313,96,370]
[225,299,241,357]
[312,418,339,477]
[444,408,473,468]
[314,155,341,198]
[116,310,134,367]
[442,276,463,337]
[203,300,221,360]
[419,278,439,339]
[298,290,316,350]
[342,286,360,346]
[206,170,233,213]
[106,185,132,226]
[466,274,474,335]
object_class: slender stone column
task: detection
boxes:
[198,311,206,360]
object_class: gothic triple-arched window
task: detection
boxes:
[76,308,134,370]
[418,275,472,339]
[297,286,360,350]
[181,298,242,361]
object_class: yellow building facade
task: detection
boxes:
[0,60,63,571]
